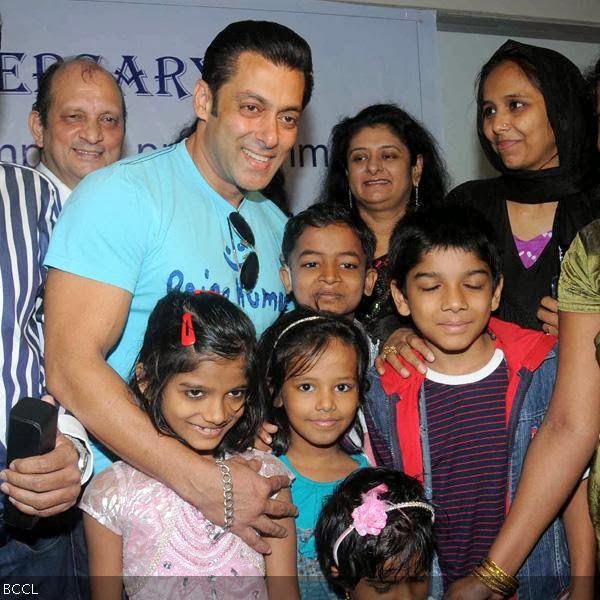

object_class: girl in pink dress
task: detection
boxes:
[80,291,298,600]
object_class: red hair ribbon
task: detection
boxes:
[181,312,196,346]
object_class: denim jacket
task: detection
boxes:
[364,318,569,599]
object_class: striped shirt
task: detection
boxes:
[0,162,62,471]
[424,349,508,587]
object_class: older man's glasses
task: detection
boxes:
[228,211,259,291]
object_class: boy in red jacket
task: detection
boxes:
[364,205,593,599]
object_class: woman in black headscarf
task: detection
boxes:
[442,41,600,600]
[446,40,599,333]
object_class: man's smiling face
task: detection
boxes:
[29,62,125,189]
[193,51,305,204]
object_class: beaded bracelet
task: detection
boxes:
[211,458,234,542]
[472,557,519,597]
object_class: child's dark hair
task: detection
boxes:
[388,205,502,293]
[281,202,376,264]
[315,467,435,593]
[258,307,370,455]
[130,291,261,456]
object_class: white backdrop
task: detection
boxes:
[0,0,442,211]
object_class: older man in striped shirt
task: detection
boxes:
[0,57,125,596]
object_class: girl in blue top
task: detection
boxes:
[258,308,372,599]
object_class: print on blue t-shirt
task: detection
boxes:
[280,453,370,599]
[45,141,288,473]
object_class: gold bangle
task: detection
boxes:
[474,558,518,595]
[472,557,519,597]
[472,567,512,596]
[483,558,518,589]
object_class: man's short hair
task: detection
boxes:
[388,205,502,293]
[282,202,376,264]
[33,57,127,127]
[202,20,313,109]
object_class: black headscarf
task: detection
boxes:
[476,39,599,250]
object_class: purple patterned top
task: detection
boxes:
[514,231,552,268]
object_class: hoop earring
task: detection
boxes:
[414,184,420,209]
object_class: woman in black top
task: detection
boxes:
[322,103,448,345]
[446,40,600,333]
[445,50,600,600]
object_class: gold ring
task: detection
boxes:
[382,345,398,361]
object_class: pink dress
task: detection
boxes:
[80,450,291,599]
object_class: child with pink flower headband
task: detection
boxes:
[315,467,435,600]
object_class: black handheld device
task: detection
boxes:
[4,397,58,530]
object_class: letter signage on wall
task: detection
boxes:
[1,0,441,211]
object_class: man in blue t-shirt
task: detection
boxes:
[44,20,314,555]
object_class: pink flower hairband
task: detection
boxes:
[332,483,435,566]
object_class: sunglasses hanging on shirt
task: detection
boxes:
[227,211,259,291]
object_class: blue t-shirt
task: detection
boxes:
[280,453,370,598]
[45,141,288,472]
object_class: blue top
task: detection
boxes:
[45,141,288,472]
[280,453,370,598]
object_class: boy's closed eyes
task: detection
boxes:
[390,247,503,375]
[413,269,492,293]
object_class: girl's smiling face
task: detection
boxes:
[277,338,359,451]
[160,353,248,454]
[481,60,558,171]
